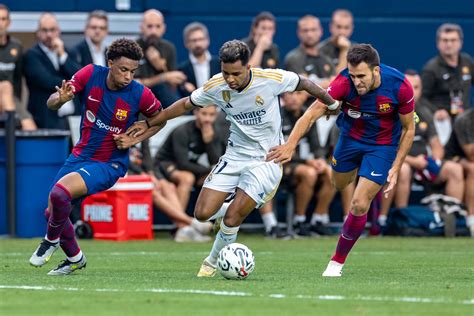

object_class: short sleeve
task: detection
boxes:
[69,64,94,95]
[190,86,216,108]
[270,69,300,95]
[139,86,162,117]
[398,77,415,115]
[327,73,351,101]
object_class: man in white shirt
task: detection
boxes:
[178,22,220,96]
[126,40,338,277]
[23,13,80,129]
[71,10,109,67]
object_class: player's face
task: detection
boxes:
[297,17,322,48]
[330,14,353,38]
[437,31,462,58]
[405,74,422,102]
[0,9,10,36]
[348,62,380,95]
[185,29,209,57]
[221,60,250,90]
[253,19,275,42]
[194,106,217,126]
[85,17,108,45]
[107,57,139,89]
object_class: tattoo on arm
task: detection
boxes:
[296,76,335,105]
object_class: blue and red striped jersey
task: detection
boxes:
[328,64,414,145]
[68,64,161,166]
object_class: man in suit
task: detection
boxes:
[23,13,80,129]
[178,22,220,96]
[71,10,108,67]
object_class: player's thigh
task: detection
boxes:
[351,177,383,214]
[194,187,233,220]
[331,169,358,191]
[359,145,397,185]
[56,172,88,199]
[238,160,282,209]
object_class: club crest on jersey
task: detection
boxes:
[115,109,128,121]
[255,95,264,106]
[379,103,391,112]
[331,156,337,166]
[222,91,231,103]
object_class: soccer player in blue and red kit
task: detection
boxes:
[267,44,415,277]
[29,38,163,275]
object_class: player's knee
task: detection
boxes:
[223,214,241,228]
[298,166,317,185]
[194,204,211,221]
[350,197,369,215]
[49,184,72,205]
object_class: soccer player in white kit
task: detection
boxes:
[127,40,338,277]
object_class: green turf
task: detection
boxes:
[0,235,473,316]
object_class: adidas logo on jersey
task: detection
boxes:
[225,103,233,108]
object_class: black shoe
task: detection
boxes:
[311,222,334,236]
[265,226,292,240]
[293,222,312,236]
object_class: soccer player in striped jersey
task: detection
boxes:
[126,40,338,277]
[267,44,415,277]
[29,38,163,275]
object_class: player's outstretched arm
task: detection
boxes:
[114,121,166,150]
[384,111,415,197]
[266,99,329,164]
[47,80,75,110]
[296,76,339,109]
[126,96,194,137]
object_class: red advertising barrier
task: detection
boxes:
[81,175,154,241]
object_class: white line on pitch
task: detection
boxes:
[0,285,472,305]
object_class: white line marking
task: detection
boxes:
[0,285,472,305]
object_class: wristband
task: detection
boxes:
[327,101,339,111]
[145,120,151,128]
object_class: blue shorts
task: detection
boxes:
[51,154,127,196]
[331,136,397,185]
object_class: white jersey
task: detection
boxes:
[190,68,300,159]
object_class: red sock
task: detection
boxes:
[332,212,367,264]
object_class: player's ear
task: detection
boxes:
[107,59,113,68]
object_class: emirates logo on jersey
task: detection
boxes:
[115,109,128,121]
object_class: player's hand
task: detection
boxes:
[55,80,75,103]
[183,82,196,93]
[113,133,136,150]
[266,143,296,164]
[383,167,399,198]
[126,120,148,138]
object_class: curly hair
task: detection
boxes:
[219,40,250,65]
[106,38,143,61]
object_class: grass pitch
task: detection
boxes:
[0,235,473,316]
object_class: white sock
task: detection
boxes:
[467,215,474,227]
[67,250,83,263]
[191,218,211,234]
[378,215,387,226]
[261,212,277,232]
[44,235,59,243]
[293,215,306,224]
[208,202,230,221]
[311,213,329,225]
[207,221,239,266]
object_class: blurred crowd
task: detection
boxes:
[0,5,472,240]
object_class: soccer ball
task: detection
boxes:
[217,243,255,280]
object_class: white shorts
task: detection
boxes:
[203,154,282,208]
